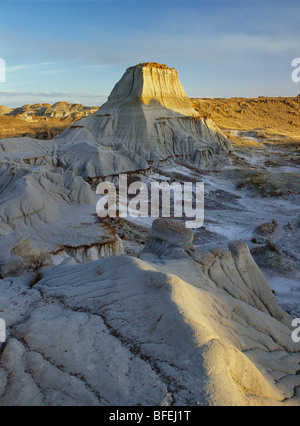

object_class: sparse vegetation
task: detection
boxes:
[191,97,300,140]
[235,170,283,197]
[251,241,287,272]
[256,220,278,236]
[2,96,300,142]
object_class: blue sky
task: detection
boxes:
[0,0,299,107]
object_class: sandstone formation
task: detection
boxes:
[0,219,299,406]
[0,63,298,407]
[0,63,234,274]
[0,137,123,277]
[56,63,233,177]
[3,102,98,120]
[0,106,13,115]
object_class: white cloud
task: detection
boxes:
[0,90,108,98]
[6,62,55,72]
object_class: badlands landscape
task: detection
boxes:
[0,103,98,140]
[0,63,299,406]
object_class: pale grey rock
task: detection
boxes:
[0,65,299,407]
[209,247,226,257]
[0,206,124,278]
[0,135,126,277]
[0,63,233,277]
[0,250,298,406]
[0,221,299,406]
[0,163,96,233]
[55,63,233,177]
[140,218,195,259]
[189,250,215,265]
[150,218,194,248]
[227,241,291,327]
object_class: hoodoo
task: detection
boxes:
[56,63,233,177]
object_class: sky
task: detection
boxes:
[0,0,299,108]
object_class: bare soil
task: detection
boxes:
[191,96,300,147]
[1,97,300,142]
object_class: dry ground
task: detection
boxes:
[0,102,98,139]
[191,96,300,147]
[0,115,76,139]
[1,97,300,142]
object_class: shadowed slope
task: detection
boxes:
[1,220,299,406]
[56,63,233,177]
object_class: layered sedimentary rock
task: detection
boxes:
[0,63,298,406]
[0,137,123,277]
[1,103,98,120]
[56,63,233,177]
[0,219,299,406]
[0,62,234,276]
[0,64,232,183]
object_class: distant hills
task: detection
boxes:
[0,102,98,119]
[0,102,98,139]
[1,95,300,140]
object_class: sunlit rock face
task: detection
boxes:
[1,219,299,406]
[56,63,233,177]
